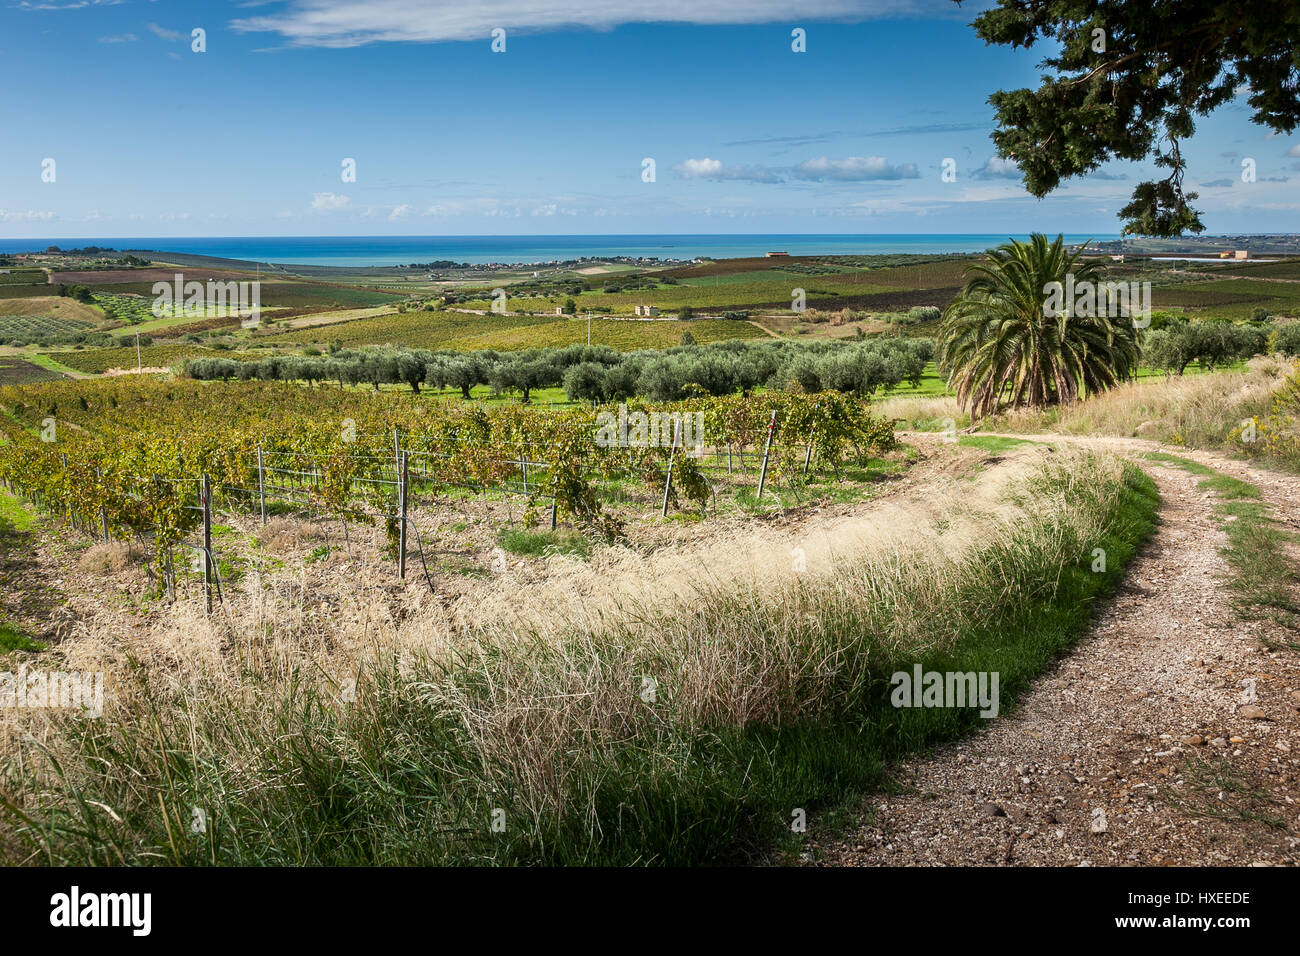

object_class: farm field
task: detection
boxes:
[47,267,253,285]
[452,275,920,314]
[443,317,771,350]
[0,357,67,385]
[0,269,48,286]
[39,278,407,312]
[0,283,55,300]
[0,313,96,341]
[38,344,263,374]
[0,372,1166,866]
[1150,280,1300,318]
[261,310,555,348]
[0,296,102,325]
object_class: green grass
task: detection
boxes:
[957,435,1036,452]
[19,352,83,378]
[0,491,43,653]
[0,624,44,654]
[0,489,36,533]
[1166,754,1291,831]
[498,528,591,559]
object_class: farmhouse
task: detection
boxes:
[765,251,790,258]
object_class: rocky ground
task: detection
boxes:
[802,440,1300,867]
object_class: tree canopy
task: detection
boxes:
[964,0,1300,236]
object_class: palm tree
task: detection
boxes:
[938,233,1139,419]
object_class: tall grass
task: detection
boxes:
[0,450,1157,865]
[883,357,1300,473]
[995,355,1293,444]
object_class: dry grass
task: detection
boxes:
[0,297,101,324]
[875,393,964,430]
[996,355,1294,439]
[0,445,1158,865]
[257,517,329,553]
[880,358,1300,470]
[76,541,135,574]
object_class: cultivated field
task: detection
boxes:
[1,245,1298,868]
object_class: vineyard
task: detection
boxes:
[442,317,770,351]
[262,310,555,348]
[38,345,263,374]
[0,378,895,605]
[0,314,95,340]
[437,258,973,317]
[0,269,48,286]
[42,278,406,312]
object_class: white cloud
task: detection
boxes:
[674,155,920,183]
[147,23,183,41]
[311,191,350,210]
[16,1,125,9]
[792,156,918,181]
[0,209,56,223]
[98,33,137,43]
[973,155,1021,179]
[389,204,412,220]
[673,158,780,183]
[1287,144,1300,157]
[675,158,724,178]
[231,0,938,47]
[426,198,510,217]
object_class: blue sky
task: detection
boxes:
[1,0,1297,238]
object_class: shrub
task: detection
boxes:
[1275,323,1300,357]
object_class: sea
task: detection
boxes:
[0,234,1116,268]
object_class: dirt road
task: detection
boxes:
[804,439,1300,866]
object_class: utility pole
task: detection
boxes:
[135,331,141,372]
